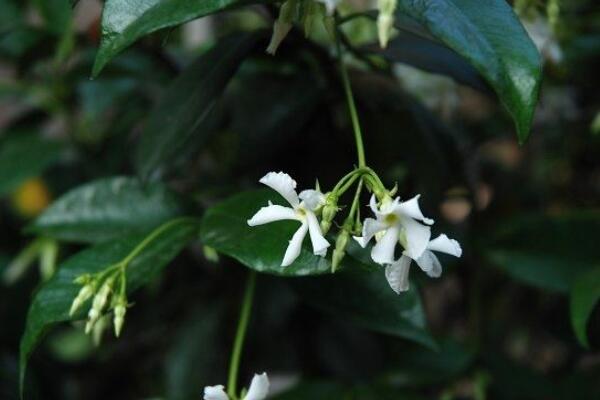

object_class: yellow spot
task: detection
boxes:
[384,213,398,224]
[11,177,52,218]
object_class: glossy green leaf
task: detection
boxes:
[201,190,434,346]
[0,133,62,196]
[375,32,490,93]
[395,0,542,142]
[570,266,600,348]
[294,260,436,349]
[19,218,200,394]
[93,0,270,76]
[485,212,600,292]
[135,32,263,179]
[200,190,330,276]
[28,176,188,243]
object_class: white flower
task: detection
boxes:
[385,234,462,294]
[248,172,330,267]
[204,373,270,400]
[354,194,433,264]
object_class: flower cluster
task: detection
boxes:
[353,194,462,293]
[204,373,269,400]
[248,171,462,293]
[69,267,129,337]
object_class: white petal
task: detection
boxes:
[385,256,412,294]
[259,172,299,207]
[282,222,308,267]
[371,225,400,265]
[369,195,399,217]
[247,203,297,226]
[204,385,229,400]
[394,194,434,225]
[353,218,387,248]
[299,189,325,211]
[306,211,330,257]
[415,250,442,278]
[401,218,431,260]
[244,373,270,400]
[369,194,379,214]
[427,234,462,257]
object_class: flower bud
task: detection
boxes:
[377,0,397,48]
[320,193,339,234]
[332,230,350,272]
[113,301,127,338]
[86,280,113,333]
[266,0,296,54]
[69,284,94,316]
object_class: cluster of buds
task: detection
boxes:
[69,268,129,338]
[266,0,339,55]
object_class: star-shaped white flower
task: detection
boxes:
[204,373,269,400]
[384,234,462,293]
[247,172,330,266]
[354,194,434,264]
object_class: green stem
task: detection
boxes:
[335,25,366,168]
[227,270,257,399]
[121,218,193,266]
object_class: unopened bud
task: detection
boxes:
[86,280,113,332]
[266,0,296,54]
[547,0,560,31]
[92,315,110,346]
[377,0,396,48]
[332,230,350,272]
[203,245,220,263]
[113,301,127,338]
[69,284,94,316]
[320,194,339,234]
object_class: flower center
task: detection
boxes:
[295,207,307,220]
[384,213,398,224]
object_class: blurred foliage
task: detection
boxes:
[0,0,599,399]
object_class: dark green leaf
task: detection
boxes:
[386,338,475,386]
[200,189,330,276]
[373,32,490,93]
[0,0,22,34]
[272,381,426,400]
[19,218,200,394]
[201,190,433,346]
[0,133,62,196]
[28,176,188,243]
[93,0,270,76]
[570,266,600,347]
[164,304,224,400]
[135,32,263,179]
[395,0,542,142]
[294,257,436,349]
[485,212,600,292]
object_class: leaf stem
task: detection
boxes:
[227,270,257,399]
[335,23,366,168]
